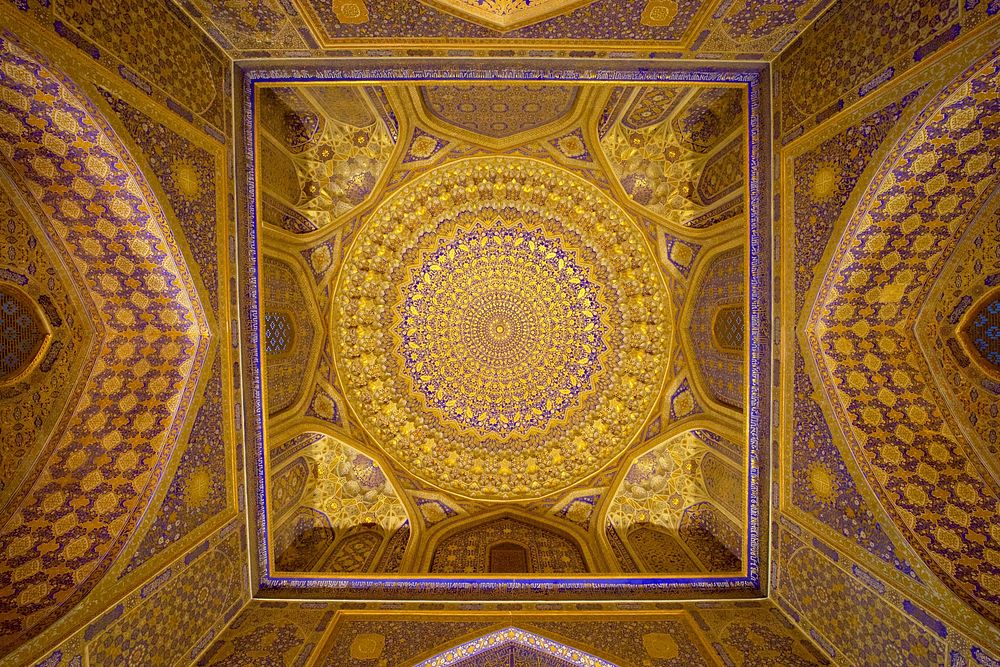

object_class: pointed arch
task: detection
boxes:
[412,627,619,667]
[0,31,210,651]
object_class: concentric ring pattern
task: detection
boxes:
[334,157,670,500]
[399,220,608,437]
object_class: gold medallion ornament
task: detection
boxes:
[399,217,607,438]
[334,157,671,500]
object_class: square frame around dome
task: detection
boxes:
[236,59,771,600]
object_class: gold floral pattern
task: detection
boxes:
[334,157,670,500]
[399,220,608,438]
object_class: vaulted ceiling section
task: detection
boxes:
[0,0,997,664]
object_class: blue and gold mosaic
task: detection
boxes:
[335,157,670,500]
[240,66,766,601]
[0,285,48,382]
[3,0,1000,661]
[399,220,608,438]
[966,294,1000,371]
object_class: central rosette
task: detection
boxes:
[334,157,670,500]
[399,222,607,437]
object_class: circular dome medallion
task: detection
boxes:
[334,157,671,500]
[400,220,607,438]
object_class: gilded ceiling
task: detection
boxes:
[3,0,1000,663]
[254,80,754,580]
[417,0,596,32]
[335,156,671,500]
[172,0,835,58]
